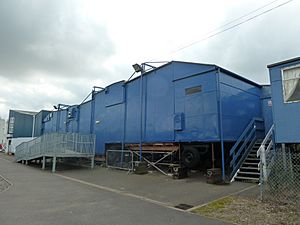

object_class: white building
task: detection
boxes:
[0,118,6,149]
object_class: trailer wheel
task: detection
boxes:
[182,147,201,168]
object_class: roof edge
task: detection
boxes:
[267,56,300,68]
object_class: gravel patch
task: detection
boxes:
[0,175,11,193]
[192,196,299,225]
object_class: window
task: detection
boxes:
[282,65,300,103]
[185,85,202,95]
[8,117,15,134]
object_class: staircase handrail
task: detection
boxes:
[257,124,274,182]
[257,124,274,157]
[229,117,263,180]
[229,117,263,157]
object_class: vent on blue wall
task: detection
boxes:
[185,85,202,95]
[68,108,77,119]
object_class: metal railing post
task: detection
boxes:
[42,156,46,170]
[260,144,267,182]
[52,156,56,173]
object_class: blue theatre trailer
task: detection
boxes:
[43,61,270,179]
[268,57,300,151]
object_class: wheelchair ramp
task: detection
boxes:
[15,133,96,172]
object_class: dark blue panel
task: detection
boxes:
[8,110,34,138]
[261,86,273,133]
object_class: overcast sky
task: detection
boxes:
[0,0,299,119]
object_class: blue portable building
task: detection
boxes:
[90,62,263,151]
[43,61,272,179]
[7,110,37,138]
[268,57,300,144]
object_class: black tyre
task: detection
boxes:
[181,147,201,168]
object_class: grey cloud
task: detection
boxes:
[178,1,300,84]
[0,0,115,80]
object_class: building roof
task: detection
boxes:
[126,60,261,87]
[267,56,300,68]
[12,110,38,116]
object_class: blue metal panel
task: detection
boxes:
[78,101,92,134]
[144,64,174,142]
[93,91,108,155]
[174,70,219,142]
[268,57,300,143]
[51,112,57,133]
[219,72,262,141]
[65,105,79,133]
[59,110,66,132]
[105,81,125,107]
[173,61,215,81]
[124,78,141,143]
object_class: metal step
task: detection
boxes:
[248,153,258,157]
[240,166,259,170]
[243,162,259,166]
[245,158,260,161]
[235,176,259,181]
[238,171,260,176]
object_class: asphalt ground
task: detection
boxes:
[0,153,258,225]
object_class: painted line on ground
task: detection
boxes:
[54,173,185,212]
[0,174,14,194]
[186,184,257,212]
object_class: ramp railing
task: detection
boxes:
[229,117,264,180]
[15,133,96,162]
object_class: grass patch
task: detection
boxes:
[193,197,234,214]
[192,196,300,225]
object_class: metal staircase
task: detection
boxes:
[229,118,264,181]
[234,139,262,182]
[230,123,275,183]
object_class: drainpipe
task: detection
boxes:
[217,68,226,181]
[121,83,127,167]
[139,65,145,161]
[90,90,96,134]
[56,109,60,133]
[122,83,127,151]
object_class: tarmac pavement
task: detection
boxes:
[0,154,232,225]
